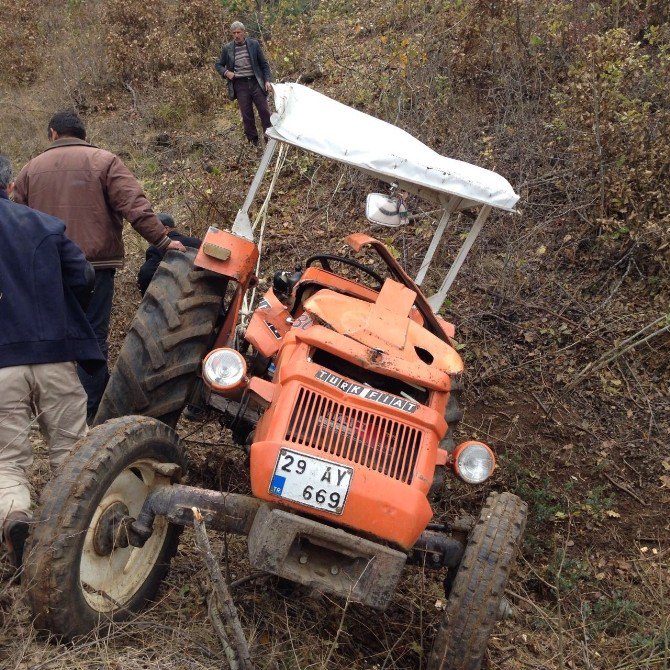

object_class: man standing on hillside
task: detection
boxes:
[13,110,186,421]
[215,21,273,146]
[0,155,103,568]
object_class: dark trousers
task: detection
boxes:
[78,268,115,419]
[233,77,272,143]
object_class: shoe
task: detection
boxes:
[3,511,30,569]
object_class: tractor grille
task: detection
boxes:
[285,387,423,483]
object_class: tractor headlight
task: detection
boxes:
[453,441,496,484]
[202,348,247,392]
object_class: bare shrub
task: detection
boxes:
[104,0,225,114]
[550,27,670,255]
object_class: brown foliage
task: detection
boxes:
[551,27,670,246]
[104,0,225,112]
[0,0,42,86]
[0,3,669,669]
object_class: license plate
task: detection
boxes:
[269,448,353,515]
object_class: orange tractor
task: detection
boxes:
[25,84,527,669]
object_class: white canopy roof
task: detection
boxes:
[266,83,519,212]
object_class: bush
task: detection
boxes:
[550,27,670,248]
[104,0,225,112]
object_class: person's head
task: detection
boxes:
[230,21,246,45]
[48,110,86,142]
[0,155,13,193]
[157,212,176,229]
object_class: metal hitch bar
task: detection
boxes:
[130,484,262,546]
[129,485,465,577]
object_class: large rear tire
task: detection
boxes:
[24,416,186,640]
[428,492,527,670]
[95,250,226,426]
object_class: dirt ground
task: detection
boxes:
[1,181,668,668]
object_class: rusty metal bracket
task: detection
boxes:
[406,529,465,570]
[247,505,407,610]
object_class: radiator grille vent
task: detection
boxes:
[285,387,422,483]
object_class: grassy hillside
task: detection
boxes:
[0,1,668,668]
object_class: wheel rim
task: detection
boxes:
[79,458,170,613]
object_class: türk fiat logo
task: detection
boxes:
[314,370,418,413]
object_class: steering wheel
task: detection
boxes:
[305,254,385,290]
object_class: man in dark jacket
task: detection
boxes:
[0,155,104,568]
[13,110,186,420]
[215,21,273,145]
[137,213,201,296]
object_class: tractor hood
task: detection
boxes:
[303,279,464,380]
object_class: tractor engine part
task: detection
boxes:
[131,484,262,545]
[406,529,465,569]
[248,277,464,549]
[244,286,292,358]
[208,393,262,445]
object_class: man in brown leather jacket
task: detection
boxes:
[14,110,185,421]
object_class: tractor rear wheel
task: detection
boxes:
[95,250,226,426]
[24,416,186,640]
[427,492,527,670]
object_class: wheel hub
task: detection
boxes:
[92,501,132,556]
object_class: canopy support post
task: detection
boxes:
[414,195,461,286]
[232,139,278,240]
[427,205,492,313]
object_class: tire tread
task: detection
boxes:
[95,250,225,425]
[24,416,185,640]
[428,492,527,670]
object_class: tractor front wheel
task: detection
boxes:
[24,416,186,640]
[427,492,527,670]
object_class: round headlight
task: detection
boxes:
[453,441,496,484]
[202,348,247,392]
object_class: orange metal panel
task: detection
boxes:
[248,329,449,548]
[301,290,464,383]
[194,227,259,284]
[245,288,291,358]
[251,439,433,549]
[293,266,379,305]
[436,316,456,339]
[247,376,276,404]
[344,233,454,343]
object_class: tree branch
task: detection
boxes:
[192,507,255,670]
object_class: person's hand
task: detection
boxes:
[166,240,187,252]
[225,71,235,80]
[265,81,272,93]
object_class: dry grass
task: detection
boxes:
[1,410,667,669]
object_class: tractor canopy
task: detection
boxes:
[233,83,521,313]
[266,83,519,212]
